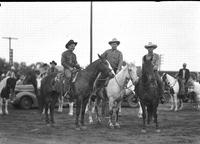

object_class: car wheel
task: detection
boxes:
[20,96,32,109]
[127,93,139,108]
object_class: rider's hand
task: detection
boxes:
[69,67,73,71]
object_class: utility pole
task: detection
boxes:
[159,54,164,71]
[2,37,18,66]
[90,1,93,64]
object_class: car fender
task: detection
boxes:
[15,91,38,107]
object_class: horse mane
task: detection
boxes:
[141,59,155,86]
[85,59,100,71]
[0,76,10,93]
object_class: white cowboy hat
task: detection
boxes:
[11,66,15,70]
[108,38,120,45]
[145,42,157,49]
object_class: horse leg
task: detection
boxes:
[75,98,81,130]
[147,105,152,125]
[141,102,147,133]
[45,104,50,125]
[179,98,183,110]
[86,97,94,124]
[118,102,122,116]
[114,103,120,128]
[5,99,9,115]
[174,94,178,111]
[68,102,74,116]
[108,100,114,129]
[138,101,143,118]
[153,105,160,133]
[95,96,102,124]
[50,96,57,125]
[0,98,3,114]
[170,95,174,111]
[80,98,89,130]
[58,96,63,112]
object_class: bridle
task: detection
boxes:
[114,66,134,90]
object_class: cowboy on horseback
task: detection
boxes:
[47,60,59,75]
[177,63,190,100]
[91,38,123,116]
[61,39,81,99]
[142,42,165,104]
[102,38,123,74]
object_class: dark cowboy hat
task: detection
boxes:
[65,40,78,49]
[50,60,57,65]
[145,42,157,49]
[108,38,120,45]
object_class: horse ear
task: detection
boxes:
[98,54,103,60]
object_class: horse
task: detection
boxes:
[23,70,38,96]
[87,62,138,128]
[187,78,200,110]
[161,73,182,111]
[135,58,160,133]
[0,76,16,115]
[71,54,115,130]
[38,72,63,126]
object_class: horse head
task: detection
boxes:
[126,62,138,84]
[97,54,115,79]
[161,73,171,91]
[142,59,157,86]
[6,77,16,92]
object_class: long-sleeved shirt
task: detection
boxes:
[101,48,123,72]
[142,53,160,71]
[61,50,78,70]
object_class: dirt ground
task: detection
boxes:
[0,103,200,144]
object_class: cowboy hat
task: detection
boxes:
[50,60,57,65]
[145,42,157,49]
[65,40,78,49]
[108,38,120,45]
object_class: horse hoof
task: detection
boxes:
[156,129,161,133]
[75,127,81,131]
[58,110,62,113]
[141,129,146,133]
[89,120,93,124]
[80,126,87,130]
[115,124,120,128]
[68,112,73,116]
[46,123,51,127]
[109,124,114,129]
[51,123,56,127]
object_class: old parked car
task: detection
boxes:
[10,84,38,109]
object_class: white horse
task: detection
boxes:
[161,73,182,111]
[87,62,138,128]
[187,79,200,110]
[0,76,16,115]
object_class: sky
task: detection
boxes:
[0,1,200,71]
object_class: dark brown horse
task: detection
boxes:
[38,72,62,125]
[23,70,38,96]
[71,54,115,130]
[135,58,160,133]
